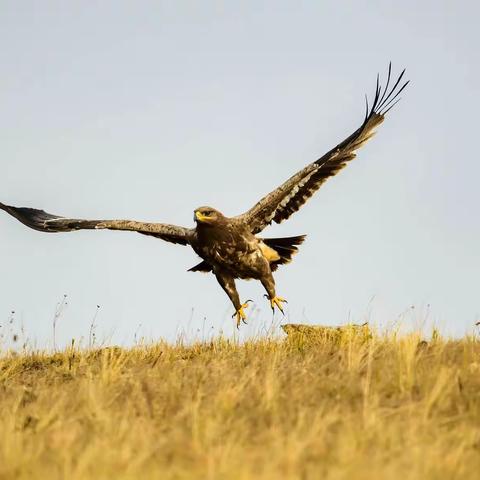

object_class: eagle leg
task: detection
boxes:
[231,301,252,328]
[263,294,288,315]
[215,270,251,328]
[261,275,287,315]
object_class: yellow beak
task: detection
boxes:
[195,211,208,223]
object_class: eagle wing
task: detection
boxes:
[236,64,409,234]
[0,202,192,245]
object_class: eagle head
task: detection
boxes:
[194,207,225,225]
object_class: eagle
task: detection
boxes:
[1,65,408,327]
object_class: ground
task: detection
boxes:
[1,328,479,479]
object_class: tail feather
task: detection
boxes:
[262,235,306,271]
[187,235,306,274]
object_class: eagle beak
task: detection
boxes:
[195,211,206,223]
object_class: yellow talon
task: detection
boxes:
[270,296,287,315]
[233,302,251,328]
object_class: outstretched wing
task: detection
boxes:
[0,202,192,245]
[236,64,409,234]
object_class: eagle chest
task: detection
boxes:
[195,225,257,267]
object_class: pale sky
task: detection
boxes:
[1,1,479,347]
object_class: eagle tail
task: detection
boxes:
[187,235,306,274]
[263,235,306,271]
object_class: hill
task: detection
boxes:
[1,328,479,479]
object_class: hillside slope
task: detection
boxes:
[1,330,479,479]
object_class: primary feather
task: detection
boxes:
[0,202,191,245]
[236,63,409,234]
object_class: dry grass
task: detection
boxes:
[1,328,480,479]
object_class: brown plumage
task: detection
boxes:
[0,65,408,326]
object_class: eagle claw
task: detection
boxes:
[232,301,252,328]
[267,296,287,315]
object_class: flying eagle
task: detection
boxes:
[1,65,408,327]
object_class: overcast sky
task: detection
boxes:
[1,1,478,347]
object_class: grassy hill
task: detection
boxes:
[1,328,479,479]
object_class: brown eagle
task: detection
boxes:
[1,65,408,326]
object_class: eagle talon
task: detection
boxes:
[232,302,251,328]
[269,296,287,315]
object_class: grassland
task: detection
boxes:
[1,327,479,480]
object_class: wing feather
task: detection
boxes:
[0,202,192,246]
[236,64,409,234]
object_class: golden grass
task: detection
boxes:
[1,328,479,479]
